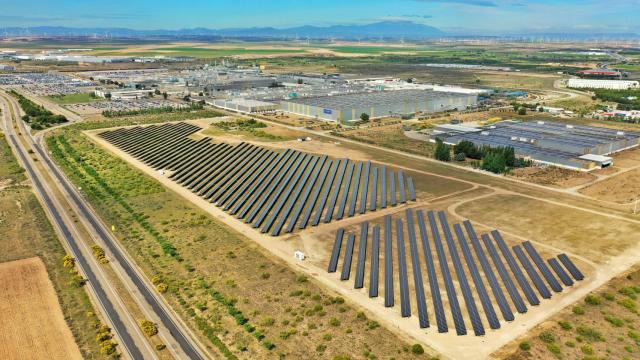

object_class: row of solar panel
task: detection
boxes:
[328,210,584,336]
[98,122,418,235]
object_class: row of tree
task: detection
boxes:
[9,90,67,129]
[435,139,531,174]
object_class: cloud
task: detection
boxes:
[414,0,498,7]
[402,14,434,19]
[0,15,67,22]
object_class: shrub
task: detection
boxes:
[603,292,615,301]
[316,344,327,352]
[323,333,332,341]
[263,340,275,350]
[156,283,168,293]
[296,275,308,283]
[565,341,575,348]
[546,343,561,357]
[605,314,624,327]
[356,311,367,321]
[155,343,166,351]
[619,287,638,300]
[558,321,572,330]
[260,272,270,280]
[572,306,585,315]
[434,139,451,162]
[329,317,341,327]
[577,326,604,342]
[411,344,424,355]
[519,341,531,351]
[454,152,466,161]
[539,331,556,344]
[581,344,594,355]
[139,319,158,337]
[261,317,275,327]
[585,294,602,305]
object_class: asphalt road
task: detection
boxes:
[6,134,146,360]
[2,89,208,360]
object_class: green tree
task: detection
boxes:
[360,113,370,122]
[434,139,451,162]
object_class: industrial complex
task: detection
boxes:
[434,120,640,170]
[280,89,478,123]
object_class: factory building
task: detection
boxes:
[280,90,477,123]
[212,99,279,113]
[435,120,640,171]
[567,78,639,90]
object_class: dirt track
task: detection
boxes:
[0,257,82,360]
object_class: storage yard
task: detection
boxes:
[436,120,640,171]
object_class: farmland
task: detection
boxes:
[0,134,107,359]
[0,258,82,360]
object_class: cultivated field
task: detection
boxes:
[0,257,82,360]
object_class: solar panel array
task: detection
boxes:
[99,122,418,236]
[329,210,585,336]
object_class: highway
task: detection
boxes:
[1,89,209,360]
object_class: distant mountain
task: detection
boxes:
[0,21,446,40]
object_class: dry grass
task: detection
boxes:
[496,266,640,360]
[580,169,640,204]
[0,258,82,360]
[509,166,596,189]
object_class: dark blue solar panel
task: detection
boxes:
[369,167,378,211]
[354,222,369,289]
[407,176,416,201]
[416,210,447,333]
[523,241,562,293]
[347,162,363,218]
[548,258,573,286]
[405,209,429,328]
[481,233,527,314]
[491,230,539,306]
[395,218,411,318]
[398,170,407,204]
[285,156,329,232]
[323,160,349,223]
[380,166,387,209]
[558,254,584,281]
[369,226,380,298]
[384,215,394,307]
[389,171,397,206]
[304,160,337,228]
[359,161,371,215]
[463,220,514,322]
[328,229,345,273]
[512,245,551,299]
[340,233,356,281]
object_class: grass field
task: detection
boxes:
[496,265,640,360]
[47,93,102,105]
[46,118,430,359]
[0,258,82,360]
[0,134,108,359]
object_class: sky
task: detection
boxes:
[1,0,639,34]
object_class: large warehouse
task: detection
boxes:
[436,120,640,171]
[280,90,477,123]
[566,78,639,90]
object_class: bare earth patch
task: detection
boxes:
[579,168,640,204]
[0,257,82,360]
[509,166,596,188]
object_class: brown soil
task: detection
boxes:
[509,166,596,188]
[579,168,640,204]
[495,265,640,360]
[0,258,82,360]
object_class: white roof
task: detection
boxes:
[579,154,613,163]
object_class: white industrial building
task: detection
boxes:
[567,78,639,90]
[212,99,279,113]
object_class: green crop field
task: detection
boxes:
[48,93,103,105]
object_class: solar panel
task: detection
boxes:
[180,143,247,187]
[186,143,254,190]
[223,151,284,211]
[323,159,349,223]
[348,162,363,218]
[438,212,483,335]
[523,241,562,293]
[284,156,329,233]
[548,258,574,286]
[359,161,371,215]
[211,150,275,204]
[380,166,387,209]
[242,151,302,222]
[341,233,356,281]
[384,215,394,307]
[416,210,447,333]
[405,209,429,328]
[302,160,336,228]
[481,233,527,314]
[407,176,417,201]
[354,221,369,289]
[453,224,500,330]
[336,162,355,220]
[253,154,310,228]
[431,211,466,335]
[198,146,263,196]
[269,156,322,236]
[558,254,584,281]
[512,245,551,299]
[328,229,345,273]
[233,150,296,217]
[369,226,380,298]
[389,171,397,206]
[491,230,539,306]
[395,218,411,318]
[171,143,230,182]
[398,170,407,204]
[369,167,378,212]
[463,220,514,322]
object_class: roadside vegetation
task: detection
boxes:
[0,134,109,359]
[499,266,640,360]
[9,90,67,129]
[102,102,206,118]
[45,120,429,359]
